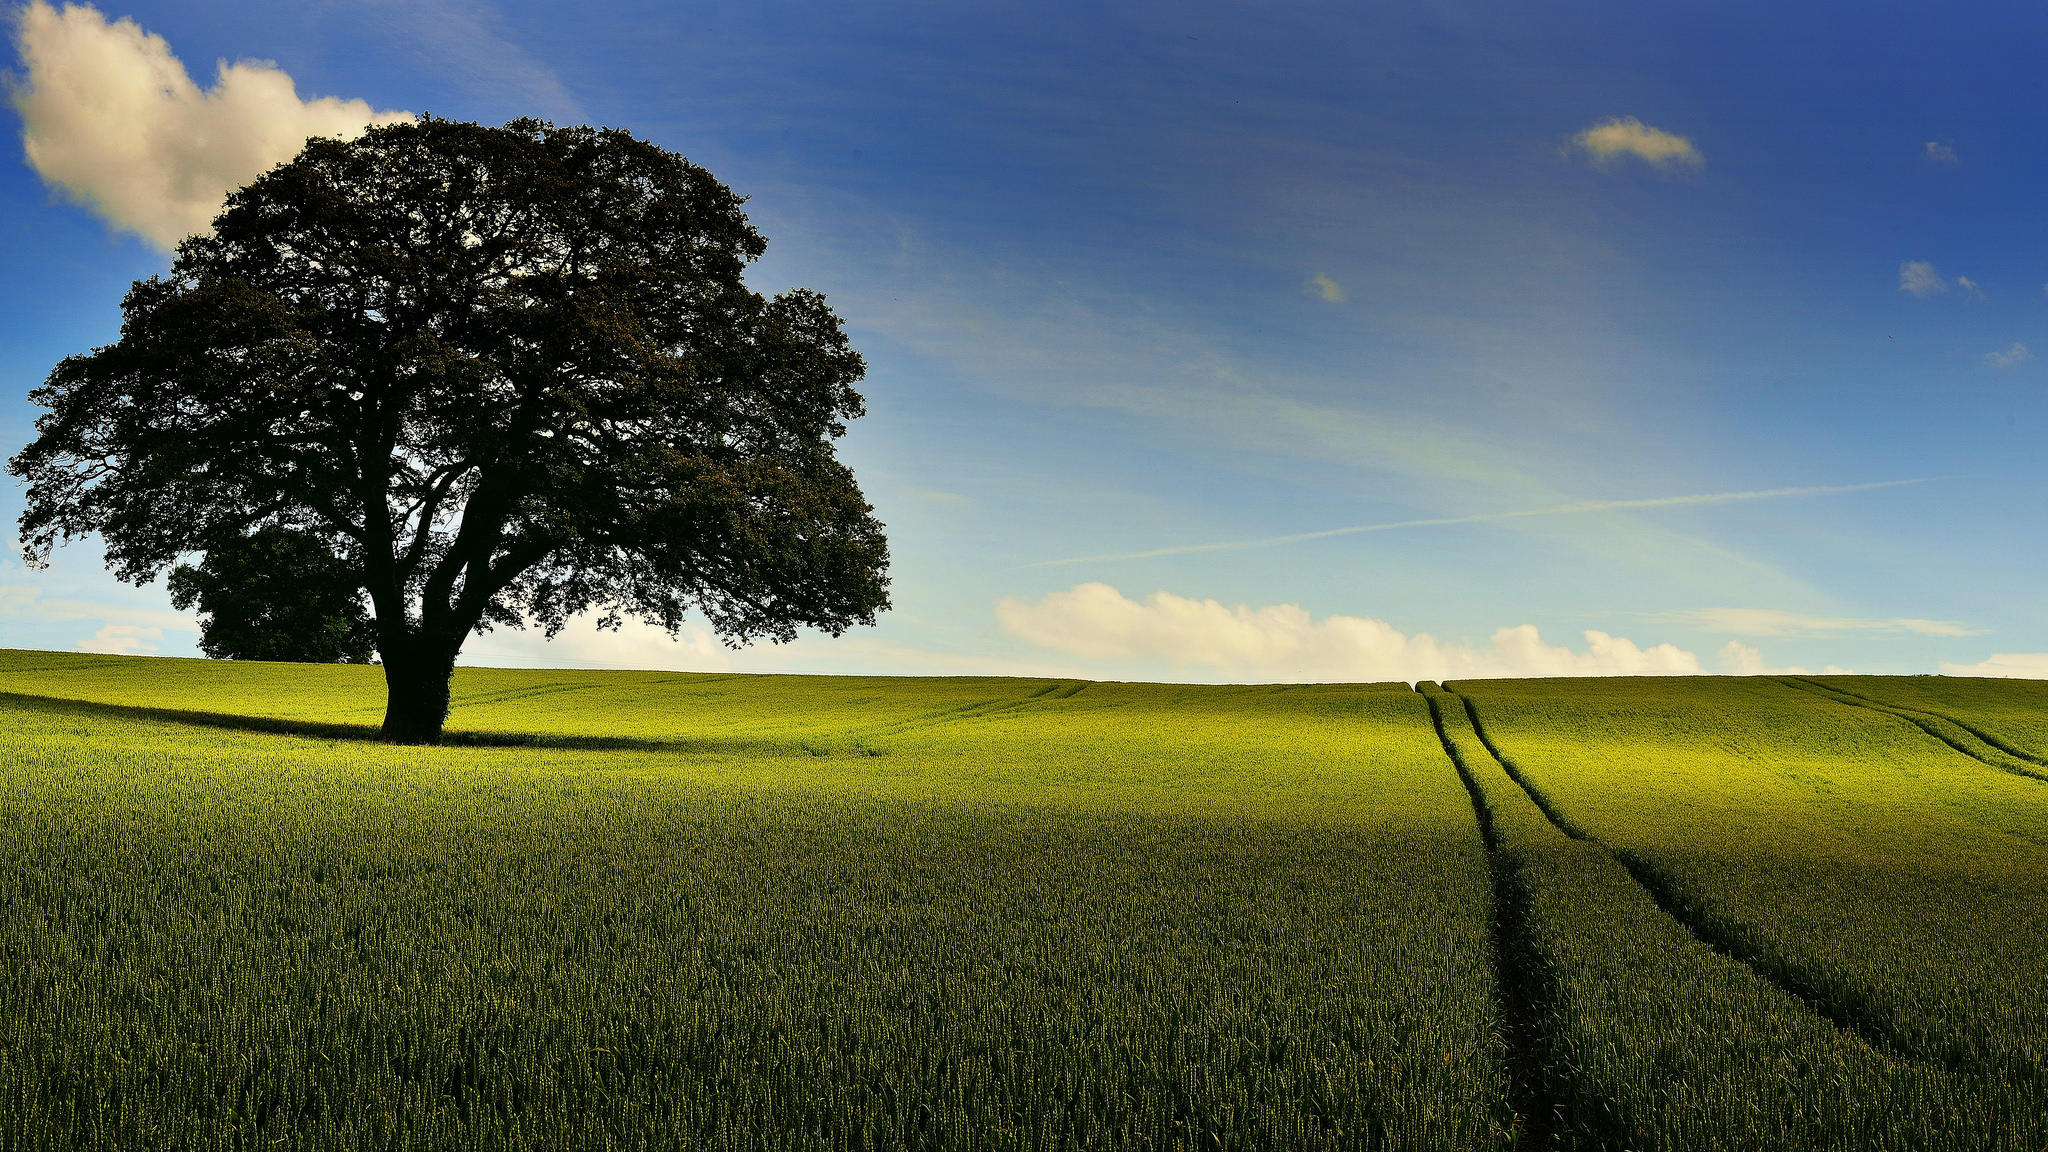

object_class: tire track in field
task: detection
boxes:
[1810,678,2048,764]
[1777,677,2048,782]
[1417,689,1553,1152]
[1437,684,1920,1065]
[845,680,1091,741]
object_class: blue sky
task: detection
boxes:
[3,0,2046,680]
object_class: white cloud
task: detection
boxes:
[1898,260,1949,297]
[1716,640,1849,676]
[900,487,975,506]
[1306,274,1346,303]
[1690,607,1981,638]
[1924,140,1958,164]
[1719,641,1773,675]
[1898,262,1983,299]
[8,1,411,249]
[2,541,197,654]
[1,592,189,631]
[1571,117,1703,171]
[1986,342,2032,369]
[996,583,1702,682]
[78,623,162,655]
[461,614,739,673]
[458,609,1091,679]
[1941,653,2048,678]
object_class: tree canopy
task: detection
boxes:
[167,526,378,664]
[9,117,890,742]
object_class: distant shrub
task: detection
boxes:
[167,526,377,663]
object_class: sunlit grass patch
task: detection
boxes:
[0,661,1509,1151]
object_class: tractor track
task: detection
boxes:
[1428,682,1924,1068]
[1777,677,2048,782]
[1419,688,1553,1152]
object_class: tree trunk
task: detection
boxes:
[379,641,458,744]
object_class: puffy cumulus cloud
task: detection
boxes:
[1924,140,1958,164]
[8,1,411,249]
[1986,342,2032,369]
[1719,641,1771,675]
[1940,653,2048,679]
[1570,117,1703,171]
[1898,260,1948,297]
[78,623,162,655]
[1898,261,1984,299]
[462,614,741,673]
[1716,641,1849,676]
[1690,608,1981,638]
[460,610,1090,679]
[1305,274,1346,303]
[995,583,1702,682]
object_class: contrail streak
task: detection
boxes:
[1028,479,1929,568]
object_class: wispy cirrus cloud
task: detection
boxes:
[1030,480,1927,567]
[7,1,410,248]
[1570,116,1703,171]
[1923,140,1958,164]
[1687,607,1982,638]
[0,571,192,657]
[351,0,579,121]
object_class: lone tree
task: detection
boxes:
[10,117,890,743]
[167,526,378,664]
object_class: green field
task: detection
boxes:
[0,650,2042,1149]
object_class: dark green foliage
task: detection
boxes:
[7,118,889,742]
[167,526,377,663]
